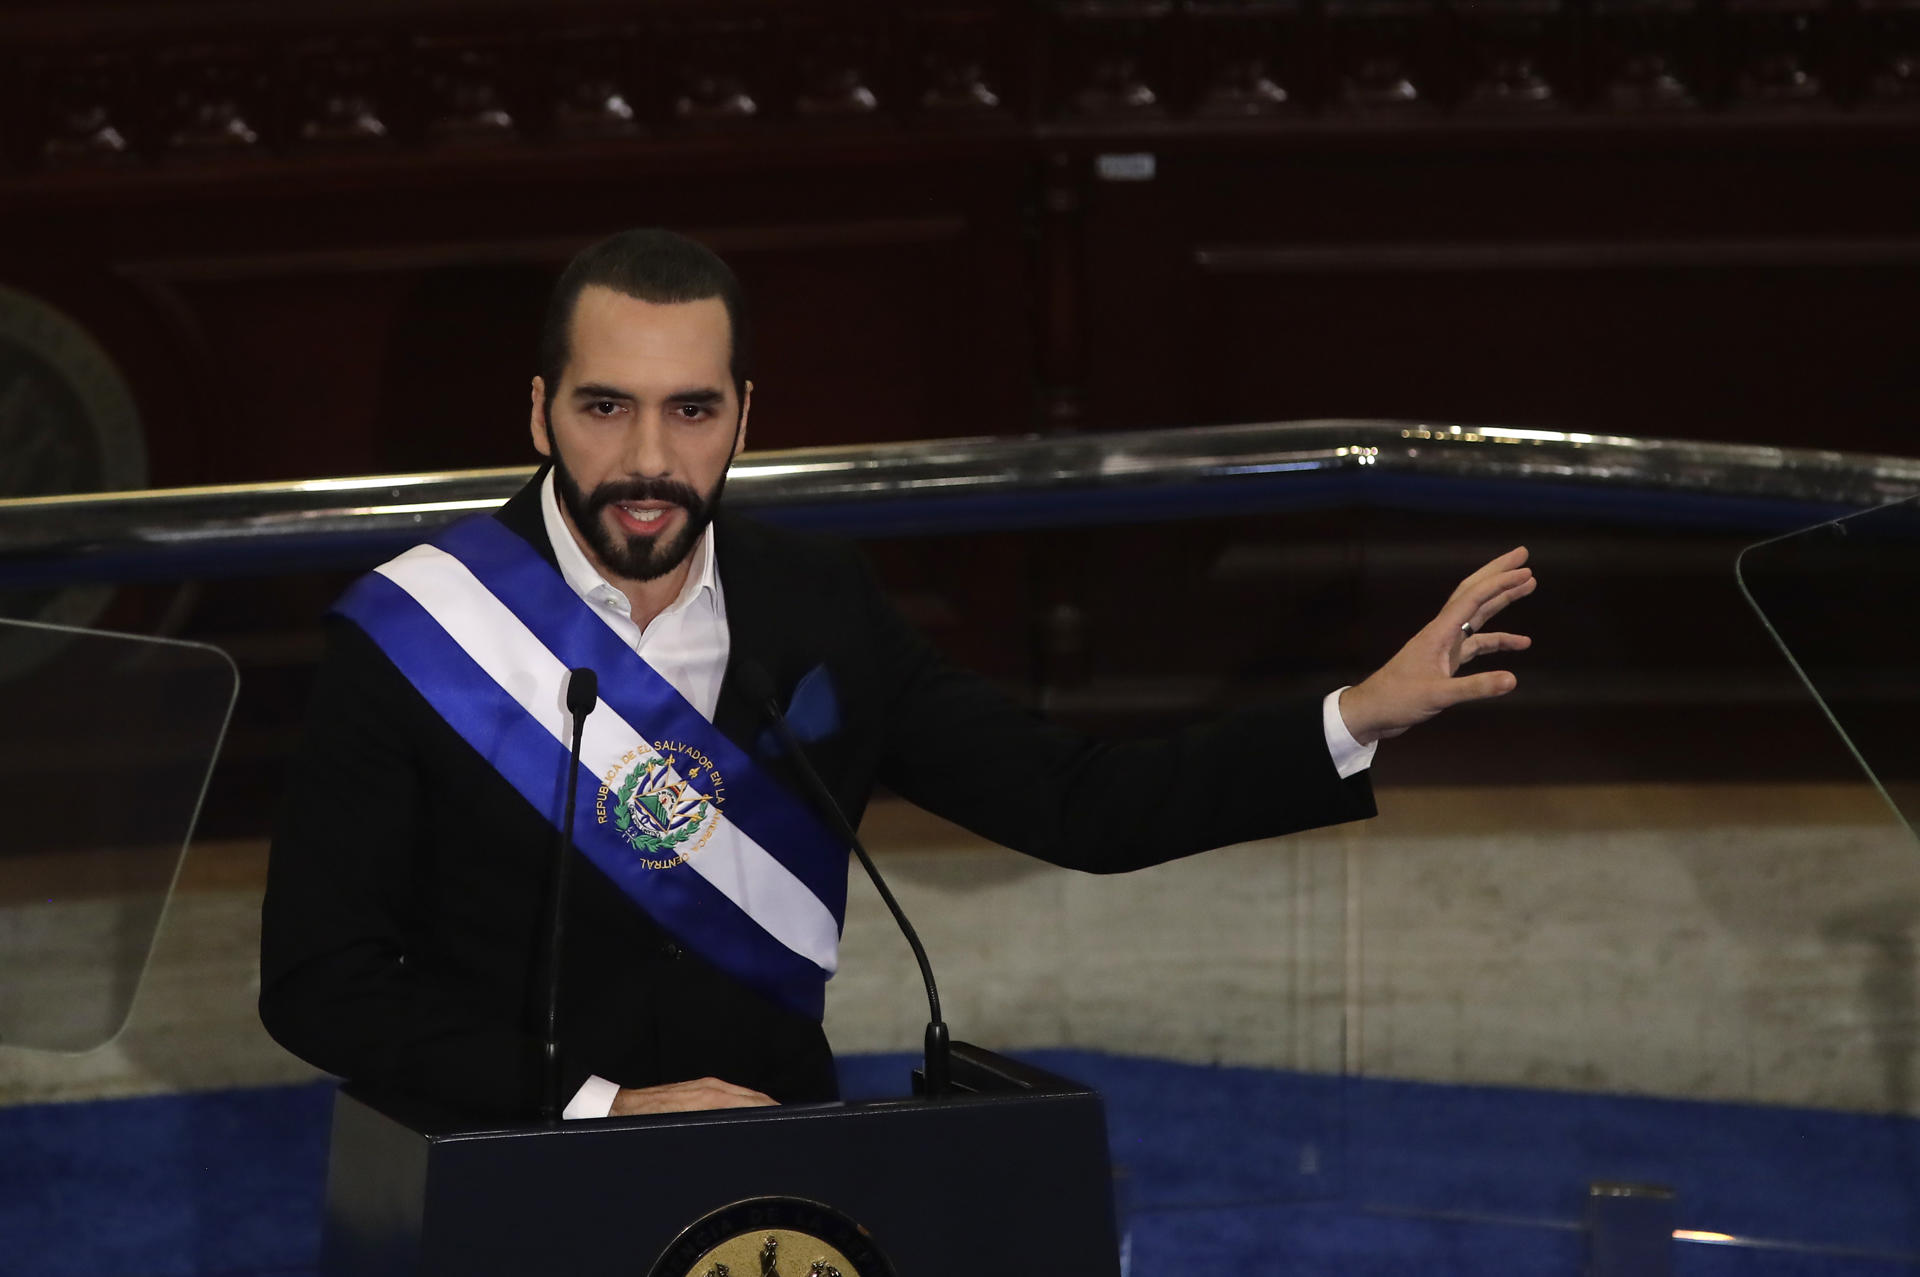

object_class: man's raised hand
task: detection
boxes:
[609,1076,777,1117]
[1336,546,1536,747]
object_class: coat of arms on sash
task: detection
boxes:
[598,739,728,870]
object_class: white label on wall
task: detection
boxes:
[1095,152,1156,182]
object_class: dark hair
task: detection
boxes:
[537,228,750,413]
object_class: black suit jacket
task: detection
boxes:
[259,473,1375,1119]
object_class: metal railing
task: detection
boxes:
[3,420,1917,586]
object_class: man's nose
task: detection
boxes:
[621,416,672,477]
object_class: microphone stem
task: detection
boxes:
[760,704,950,1094]
[541,716,586,1122]
[849,821,943,1029]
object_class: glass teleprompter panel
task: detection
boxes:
[0,618,236,1053]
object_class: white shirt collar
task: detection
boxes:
[538,468,718,619]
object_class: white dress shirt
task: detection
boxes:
[541,470,728,719]
[540,470,1373,1118]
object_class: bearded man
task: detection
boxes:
[259,229,1535,1122]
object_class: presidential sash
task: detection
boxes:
[333,514,848,1020]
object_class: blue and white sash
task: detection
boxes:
[333,515,848,1020]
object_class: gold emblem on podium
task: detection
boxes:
[650,1198,894,1277]
[689,1229,855,1276]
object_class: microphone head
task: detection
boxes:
[565,667,598,717]
[733,659,778,708]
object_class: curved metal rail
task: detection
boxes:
[2,420,1917,586]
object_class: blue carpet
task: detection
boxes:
[0,1083,332,1277]
[5,1054,1917,1275]
[1348,1069,1920,1256]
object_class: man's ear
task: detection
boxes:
[735,380,752,455]
[529,376,551,457]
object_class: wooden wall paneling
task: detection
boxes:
[107,267,227,486]
[1074,148,1188,433]
[0,262,210,490]
[1325,0,1443,116]
[132,263,537,481]
[906,5,1022,121]
[712,215,1014,449]
[284,34,397,151]
[114,248,554,481]
[0,270,144,499]
[1068,124,1920,445]
[1183,247,1920,449]
[410,29,526,149]
[1587,0,1710,112]
[92,196,1034,480]
[1185,3,1310,120]
[1855,8,1920,111]
[23,49,142,170]
[1449,0,1575,114]
[1,0,1917,487]
[664,10,775,127]
[1014,515,1366,719]
[782,8,887,121]
[1039,150,1088,430]
[1717,2,1835,115]
[971,163,1041,437]
[866,527,1041,689]
[153,40,274,162]
[1047,2,1173,122]
[544,25,647,143]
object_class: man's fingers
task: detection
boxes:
[1442,669,1519,705]
[1448,546,1530,603]
[1442,567,1534,637]
[612,1077,779,1116]
[1468,575,1538,633]
[709,1089,777,1108]
[689,1077,777,1104]
[1459,632,1531,665]
[693,1076,761,1096]
[1350,547,1532,740]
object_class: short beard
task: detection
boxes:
[546,416,732,583]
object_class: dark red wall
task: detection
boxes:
[1,0,1915,491]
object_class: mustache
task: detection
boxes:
[585,476,705,512]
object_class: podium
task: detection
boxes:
[323,1042,1122,1276]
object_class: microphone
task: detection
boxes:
[566,667,599,720]
[735,660,953,1098]
[541,667,598,1122]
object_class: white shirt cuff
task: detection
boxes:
[1323,687,1377,780]
[563,1073,620,1120]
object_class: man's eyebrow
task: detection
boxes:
[570,383,636,401]
[664,388,726,405]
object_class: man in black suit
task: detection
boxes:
[259,229,1535,1122]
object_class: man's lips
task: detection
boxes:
[607,500,682,536]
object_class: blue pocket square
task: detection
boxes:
[759,663,841,756]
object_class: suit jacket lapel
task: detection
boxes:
[493,466,558,567]
[711,510,799,757]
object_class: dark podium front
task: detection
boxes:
[322,1043,1121,1276]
